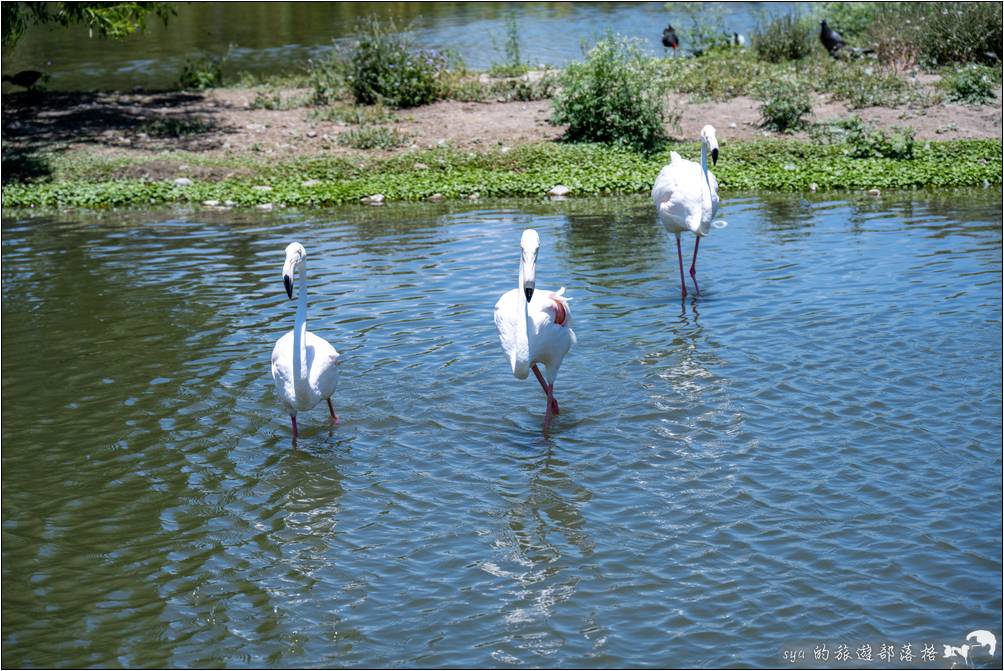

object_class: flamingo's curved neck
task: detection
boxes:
[700,142,710,190]
[293,265,308,383]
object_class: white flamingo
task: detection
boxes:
[494,229,575,432]
[652,124,724,299]
[271,242,340,438]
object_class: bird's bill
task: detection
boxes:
[282,257,295,299]
[711,147,719,166]
[521,251,536,302]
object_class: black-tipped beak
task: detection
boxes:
[711,148,719,166]
[524,287,534,302]
[283,274,293,299]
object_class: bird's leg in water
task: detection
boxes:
[676,235,688,300]
[690,236,701,295]
[291,415,298,439]
[327,398,339,424]
[543,384,556,433]
[531,364,559,415]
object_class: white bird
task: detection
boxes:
[652,124,723,299]
[271,242,340,438]
[494,229,576,432]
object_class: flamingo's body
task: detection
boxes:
[494,229,575,432]
[652,124,722,298]
[271,242,339,438]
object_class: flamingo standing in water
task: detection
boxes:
[494,229,575,432]
[271,242,340,438]
[652,124,723,299]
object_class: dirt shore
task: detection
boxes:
[3,82,1001,182]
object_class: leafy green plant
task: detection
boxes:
[757,78,813,131]
[837,116,915,159]
[336,126,410,150]
[942,64,1000,105]
[751,13,815,63]
[489,15,529,77]
[347,18,449,108]
[177,54,224,90]
[551,34,671,151]
[2,1,175,46]
[307,50,348,106]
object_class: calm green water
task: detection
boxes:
[3,1,795,91]
[2,193,1002,668]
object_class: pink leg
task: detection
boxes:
[676,234,687,300]
[291,415,298,439]
[531,364,559,415]
[689,235,701,295]
[326,398,339,424]
[543,384,555,434]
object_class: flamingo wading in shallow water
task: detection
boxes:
[652,124,725,299]
[271,242,340,438]
[494,229,575,433]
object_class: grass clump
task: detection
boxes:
[757,78,812,132]
[311,104,394,125]
[177,54,225,90]
[551,34,671,152]
[346,18,449,108]
[249,88,309,110]
[842,116,915,159]
[489,15,529,78]
[336,127,410,150]
[751,13,815,63]
[942,65,1000,105]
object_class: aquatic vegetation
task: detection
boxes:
[3,140,1000,209]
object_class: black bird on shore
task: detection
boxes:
[662,24,679,54]
[819,20,845,57]
[2,70,43,89]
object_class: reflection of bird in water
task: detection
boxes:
[271,242,340,439]
[652,124,724,299]
[2,69,43,89]
[662,24,679,55]
[494,229,575,433]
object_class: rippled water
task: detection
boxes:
[2,193,1001,668]
[4,1,795,91]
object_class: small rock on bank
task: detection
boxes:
[361,194,385,205]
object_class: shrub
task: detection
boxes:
[311,104,394,125]
[177,55,224,90]
[752,13,815,63]
[943,64,1000,105]
[346,18,449,108]
[307,51,348,106]
[839,116,915,159]
[668,2,731,56]
[336,126,410,150]
[757,78,812,131]
[551,34,670,151]
[825,3,1003,68]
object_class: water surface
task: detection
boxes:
[3,1,797,91]
[2,193,1001,668]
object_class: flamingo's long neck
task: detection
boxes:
[293,265,308,385]
[513,258,531,377]
[700,142,710,190]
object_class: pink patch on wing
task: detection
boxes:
[552,298,567,325]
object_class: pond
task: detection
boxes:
[2,192,1001,668]
[3,1,798,91]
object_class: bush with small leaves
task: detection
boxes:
[758,79,813,132]
[178,55,224,90]
[752,13,815,63]
[551,34,670,152]
[347,18,449,108]
[943,65,1000,105]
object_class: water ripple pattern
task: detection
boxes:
[2,193,1001,668]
